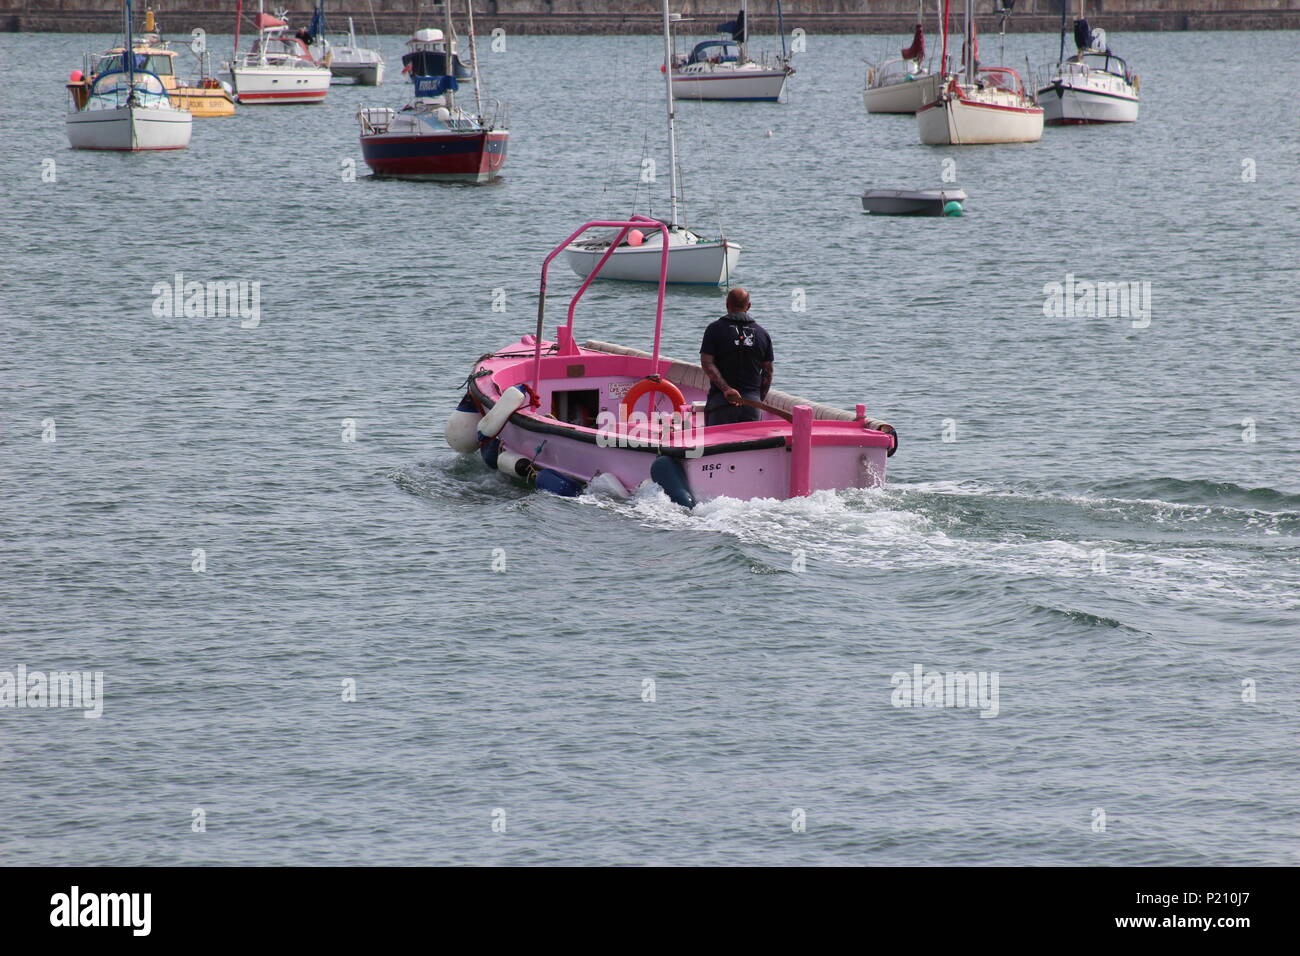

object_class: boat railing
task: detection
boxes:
[1034,57,1132,90]
[531,217,671,403]
[357,107,395,133]
[481,98,508,130]
[975,67,1029,97]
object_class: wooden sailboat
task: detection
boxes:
[565,1,740,285]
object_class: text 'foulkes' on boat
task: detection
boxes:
[446,216,898,507]
[66,0,193,151]
[357,3,507,183]
[917,0,1043,145]
[863,1,944,114]
[565,1,740,285]
[1036,1,1140,125]
[67,7,235,119]
[224,0,331,105]
[669,0,794,102]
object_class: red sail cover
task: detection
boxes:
[902,26,925,62]
[255,12,287,29]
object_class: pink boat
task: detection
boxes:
[444,217,898,507]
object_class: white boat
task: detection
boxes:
[328,19,386,86]
[863,61,944,115]
[567,2,742,286]
[916,0,1043,145]
[863,8,942,114]
[225,2,331,105]
[305,4,385,85]
[66,0,192,151]
[566,223,740,285]
[669,1,793,102]
[1036,10,1139,125]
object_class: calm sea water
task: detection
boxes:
[1,28,1297,866]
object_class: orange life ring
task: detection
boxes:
[620,377,686,421]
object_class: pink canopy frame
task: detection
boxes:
[530,216,671,401]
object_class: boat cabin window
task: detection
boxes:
[95,53,171,76]
[1082,53,1125,76]
[551,389,600,428]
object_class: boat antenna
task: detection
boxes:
[661,0,681,230]
[465,0,484,122]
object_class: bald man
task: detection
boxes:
[699,287,774,427]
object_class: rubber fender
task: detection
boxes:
[587,472,630,500]
[496,449,533,480]
[476,384,527,442]
[445,394,482,454]
[534,468,584,498]
[651,455,696,509]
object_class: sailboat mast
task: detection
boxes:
[125,0,135,85]
[739,0,749,64]
[939,0,950,77]
[777,0,787,61]
[466,0,484,120]
[964,0,974,85]
[234,0,243,65]
[1058,0,1066,63]
[443,0,456,108]
[660,0,680,229]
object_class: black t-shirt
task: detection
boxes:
[700,312,774,398]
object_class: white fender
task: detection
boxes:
[445,396,482,454]
[496,449,532,479]
[587,472,630,499]
[476,385,527,441]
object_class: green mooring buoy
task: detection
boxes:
[942,201,964,217]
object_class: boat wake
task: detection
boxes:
[579,477,1300,611]
[396,455,1298,611]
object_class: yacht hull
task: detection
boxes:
[359,129,508,182]
[863,73,942,114]
[1037,81,1139,125]
[918,95,1044,145]
[65,105,192,150]
[671,68,789,102]
[229,66,331,104]
[565,239,740,285]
